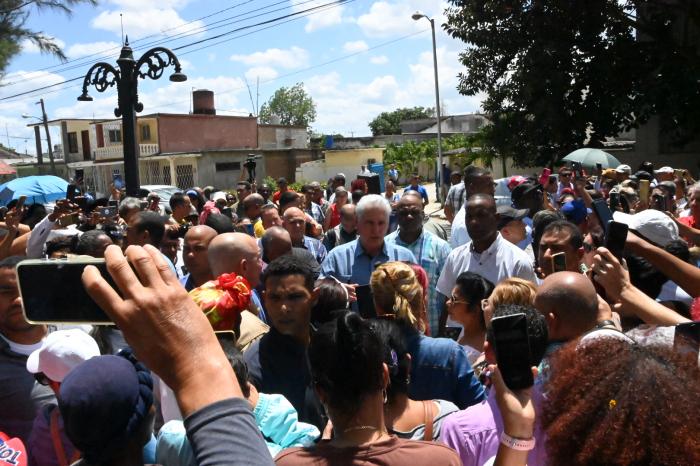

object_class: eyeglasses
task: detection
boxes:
[560,173,572,178]
[447,295,468,305]
[34,372,50,386]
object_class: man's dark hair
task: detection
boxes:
[218,338,251,398]
[45,236,77,257]
[133,211,166,247]
[0,255,25,269]
[75,230,112,257]
[455,272,495,329]
[542,220,583,250]
[532,210,565,260]
[333,174,346,185]
[205,213,235,234]
[278,191,299,210]
[263,254,314,290]
[463,165,490,185]
[237,181,252,191]
[665,239,691,263]
[168,192,187,211]
[486,304,549,367]
[351,189,365,204]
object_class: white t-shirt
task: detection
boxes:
[449,204,470,248]
[0,333,43,356]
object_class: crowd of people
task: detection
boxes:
[1,160,699,466]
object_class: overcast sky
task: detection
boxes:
[0,0,483,155]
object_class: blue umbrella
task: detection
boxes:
[0,175,69,206]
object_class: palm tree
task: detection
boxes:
[0,0,97,77]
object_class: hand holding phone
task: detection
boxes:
[605,221,628,260]
[551,252,567,273]
[639,179,650,204]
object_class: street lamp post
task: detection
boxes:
[22,98,56,175]
[412,12,444,204]
[77,38,187,196]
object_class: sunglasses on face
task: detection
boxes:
[447,295,468,305]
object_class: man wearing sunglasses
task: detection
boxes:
[0,256,54,443]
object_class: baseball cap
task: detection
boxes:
[615,164,632,174]
[632,170,653,181]
[497,205,528,229]
[26,329,100,383]
[511,182,542,203]
[561,199,592,225]
[277,177,288,185]
[507,176,527,191]
[211,191,227,203]
[655,166,673,174]
[612,209,679,247]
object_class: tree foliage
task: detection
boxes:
[368,106,435,136]
[259,82,317,128]
[445,0,700,167]
[0,0,97,77]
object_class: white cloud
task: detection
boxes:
[290,0,345,32]
[20,37,66,54]
[343,40,369,53]
[370,55,388,65]
[91,1,205,40]
[357,0,448,38]
[56,75,250,119]
[66,41,121,59]
[230,46,309,70]
[244,66,279,82]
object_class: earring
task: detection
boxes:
[382,389,388,404]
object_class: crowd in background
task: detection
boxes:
[0,159,699,466]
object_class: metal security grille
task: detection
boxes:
[140,160,165,185]
[175,163,196,189]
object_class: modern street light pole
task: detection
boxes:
[412,12,444,203]
[23,99,56,175]
[77,38,187,196]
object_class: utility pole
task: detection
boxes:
[38,98,56,175]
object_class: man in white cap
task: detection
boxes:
[25,329,101,466]
[615,164,632,182]
[654,166,675,183]
[612,209,679,249]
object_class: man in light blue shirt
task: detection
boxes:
[386,191,451,335]
[320,195,416,288]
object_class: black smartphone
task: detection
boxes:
[674,321,700,355]
[592,198,614,236]
[66,184,78,201]
[97,206,118,219]
[552,251,567,272]
[605,220,628,260]
[619,195,630,214]
[572,162,583,179]
[596,163,603,175]
[491,313,534,390]
[355,284,376,319]
[108,200,119,208]
[442,326,462,341]
[16,258,116,324]
[609,192,620,211]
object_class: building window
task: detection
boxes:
[67,132,79,153]
[215,162,241,172]
[108,129,121,143]
[140,124,151,141]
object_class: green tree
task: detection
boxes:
[445,0,700,167]
[259,82,317,128]
[0,0,97,77]
[368,106,434,136]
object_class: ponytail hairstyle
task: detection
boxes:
[371,319,411,402]
[308,311,384,418]
[371,261,425,332]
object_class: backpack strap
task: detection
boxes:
[51,407,80,466]
[422,400,435,441]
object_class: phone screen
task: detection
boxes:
[592,198,614,236]
[355,284,376,319]
[491,313,533,390]
[113,174,124,190]
[98,207,117,219]
[605,221,628,260]
[552,252,567,272]
[17,259,115,324]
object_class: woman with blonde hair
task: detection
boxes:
[370,262,485,409]
[482,277,537,325]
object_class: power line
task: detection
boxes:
[3,0,323,86]
[0,0,352,102]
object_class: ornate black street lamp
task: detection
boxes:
[77,38,187,196]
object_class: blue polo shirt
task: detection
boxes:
[319,238,416,286]
[405,185,429,203]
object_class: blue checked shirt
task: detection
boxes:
[300,236,327,265]
[445,182,467,216]
[385,229,451,335]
